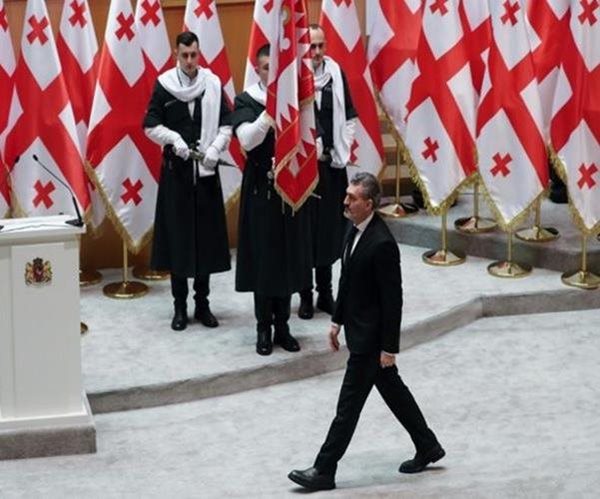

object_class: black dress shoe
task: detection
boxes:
[288,467,335,491]
[194,307,219,328]
[171,307,188,331]
[273,330,301,352]
[399,443,445,474]
[298,292,314,319]
[316,293,334,315]
[256,329,273,356]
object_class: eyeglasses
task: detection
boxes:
[310,43,325,51]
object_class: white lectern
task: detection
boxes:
[0,215,96,459]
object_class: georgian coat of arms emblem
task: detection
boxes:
[25,257,52,285]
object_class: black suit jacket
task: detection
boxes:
[332,214,402,354]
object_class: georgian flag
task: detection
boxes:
[527,0,570,137]
[320,0,384,176]
[404,0,478,213]
[86,0,159,252]
[57,0,105,231]
[476,0,547,228]
[3,0,90,220]
[0,0,16,217]
[244,0,278,89]
[550,0,600,234]
[184,0,243,206]
[366,0,423,139]
[267,0,318,209]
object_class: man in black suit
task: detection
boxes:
[288,172,445,491]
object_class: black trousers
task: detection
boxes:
[171,274,209,309]
[314,353,438,474]
[301,265,333,297]
[254,293,291,333]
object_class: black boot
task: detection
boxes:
[171,303,188,331]
[298,289,314,319]
[315,266,334,315]
[274,296,300,352]
[254,294,274,355]
[193,275,218,327]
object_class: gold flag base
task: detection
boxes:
[561,270,600,290]
[103,281,149,299]
[515,225,559,243]
[454,216,497,234]
[378,202,419,219]
[79,269,102,287]
[80,322,89,335]
[422,249,466,266]
[487,260,532,278]
[132,266,170,281]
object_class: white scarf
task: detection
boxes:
[158,66,222,154]
[314,56,350,166]
[246,81,267,107]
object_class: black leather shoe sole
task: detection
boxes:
[288,471,335,491]
[274,336,301,352]
[195,311,219,328]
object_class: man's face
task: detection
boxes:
[176,42,199,77]
[344,183,373,225]
[309,28,326,70]
[256,54,270,87]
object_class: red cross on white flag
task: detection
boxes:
[551,0,600,234]
[244,0,278,89]
[0,0,16,217]
[476,0,547,228]
[366,0,423,140]
[57,0,105,231]
[183,0,243,207]
[3,0,91,220]
[321,0,384,175]
[404,0,478,213]
[86,0,159,252]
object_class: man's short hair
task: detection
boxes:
[176,31,198,48]
[350,172,382,209]
[256,44,270,61]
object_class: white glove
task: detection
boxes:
[173,136,190,160]
[203,145,219,169]
[316,137,324,161]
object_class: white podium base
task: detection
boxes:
[0,394,96,460]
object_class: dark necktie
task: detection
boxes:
[343,226,359,264]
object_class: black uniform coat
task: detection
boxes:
[143,80,231,277]
[311,71,358,267]
[231,91,313,297]
[332,214,402,354]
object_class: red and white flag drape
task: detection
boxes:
[57,0,105,230]
[550,0,600,234]
[366,0,423,139]
[476,0,547,228]
[0,0,16,217]
[527,0,570,137]
[267,0,318,209]
[320,0,384,175]
[244,0,278,90]
[184,0,243,206]
[86,0,159,252]
[404,0,478,212]
[3,0,90,219]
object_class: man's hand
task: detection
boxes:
[329,323,341,351]
[203,145,219,169]
[173,137,190,160]
[380,352,396,368]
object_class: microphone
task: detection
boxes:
[0,156,19,232]
[31,154,84,228]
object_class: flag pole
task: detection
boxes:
[422,210,466,266]
[515,196,559,242]
[454,180,497,234]
[561,233,600,289]
[103,240,148,299]
[487,229,532,278]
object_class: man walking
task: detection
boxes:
[289,173,444,490]
[144,31,232,331]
